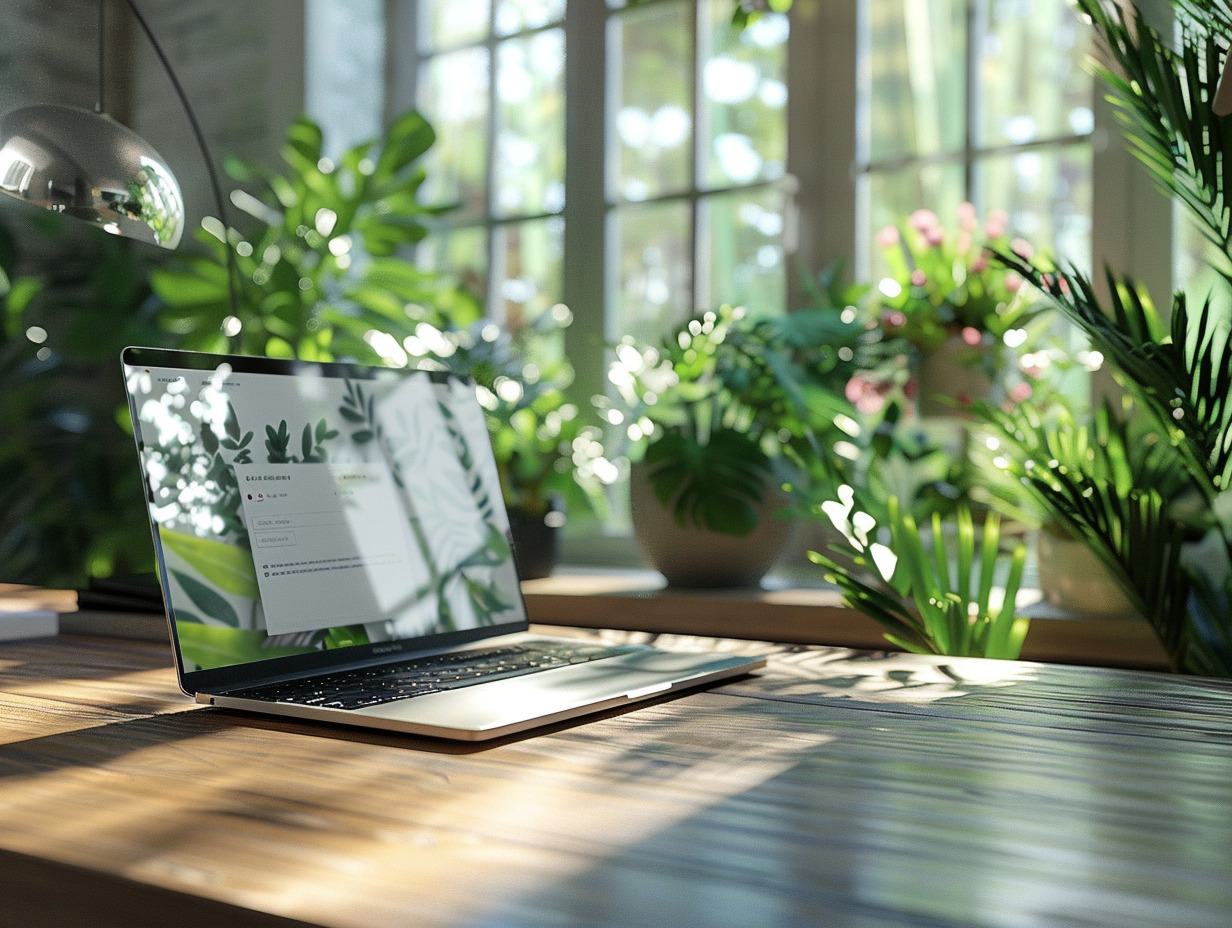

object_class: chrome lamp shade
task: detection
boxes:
[0,102,184,249]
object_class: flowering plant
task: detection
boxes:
[871,204,1041,356]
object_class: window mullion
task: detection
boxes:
[486,13,502,323]
[561,0,610,405]
[964,0,979,203]
[690,0,704,313]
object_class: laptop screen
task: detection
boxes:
[122,348,527,688]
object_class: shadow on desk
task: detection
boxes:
[0,846,309,928]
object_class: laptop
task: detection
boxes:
[121,346,764,740]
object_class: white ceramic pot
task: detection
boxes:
[629,462,796,589]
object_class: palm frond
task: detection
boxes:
[1075,0,1232,278]
[979,397,1218,672]
[997,254,1232,501]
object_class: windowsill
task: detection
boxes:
[522,567,1172,671]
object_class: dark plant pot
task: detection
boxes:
[508,505,560,581]
[629,463,796,589]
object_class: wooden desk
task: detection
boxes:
[1,632,1229,927]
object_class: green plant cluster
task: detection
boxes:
[0,214,170,586]
[870,204,1044,357]
[812,494,1028,660]
[608,299,863,535]
[679,0,1232,671]
[0,107,614,587]
[968,0,1232,676]
[151,109,482,362]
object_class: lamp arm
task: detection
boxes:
[120,0,241,319]
[96,0,106,114]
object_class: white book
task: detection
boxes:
[0,610,59,642]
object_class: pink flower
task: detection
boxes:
[909,209,940,233]
[845,375,889,415]
[955,231,972,255]
[876,225,900,248]
[910,269,927,287]
[886,310,908,329]
[961,326,982,346]
[1008,382,1033,404]
[970,254,989,274]
[957,201,978,232]
[984,209,1008,239]
[924,226,945,247]
[1010,238,1033,259]
[1006,272,1024,293]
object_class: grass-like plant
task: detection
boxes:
[810,491,1028,660]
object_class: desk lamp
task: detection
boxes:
[0,0,237,309]
[0,0,237,605]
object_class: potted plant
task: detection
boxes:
[979,394,1199,617]
[869,204,1044,416]
[606,301,861,587]
[971,0,1232,677]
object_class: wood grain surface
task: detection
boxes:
[0,633,1228,927]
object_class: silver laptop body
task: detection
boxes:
[122,347,763,740]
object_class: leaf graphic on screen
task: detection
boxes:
[162,530,259,598]
[177,624,312,671]
[171,569,240,627]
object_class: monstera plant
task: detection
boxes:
[608,298,862,586]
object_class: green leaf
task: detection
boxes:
[161,529,259,599]
[171,568,240,627]
[176,624,312,671]
[645,427,772,535]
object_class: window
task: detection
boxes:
[396,1,789,552]
[412,1,568,332]
[399,0,790,372]
[387,0,1146,558]
[855,0,1095,277]
[609,0,790,346]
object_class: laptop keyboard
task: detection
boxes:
[230,641,640,710]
